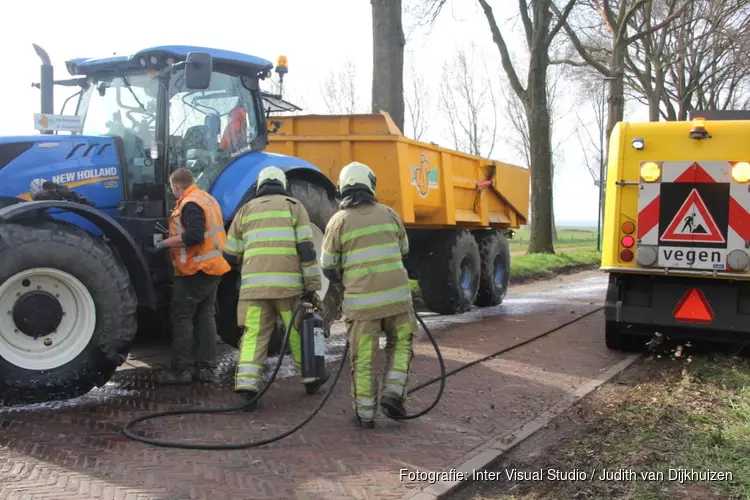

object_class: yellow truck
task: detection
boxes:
[601,111,750,351]
[265,111,529,315]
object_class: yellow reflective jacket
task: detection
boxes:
[320,202,412,320]
[224,193,321,300]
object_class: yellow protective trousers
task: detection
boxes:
[235,297,317,392]
[345,310,417,423]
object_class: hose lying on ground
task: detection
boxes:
[121,303,446,449]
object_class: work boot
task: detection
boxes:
[353,416,375,429]
[236,390,259,412]
[193,367,217,383]
[304,370,331,395]
[155,369,192,385]
[380,396,407,420]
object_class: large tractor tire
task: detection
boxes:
[0,221,138,405]
[418,230,481,314]
[216,179,343,356]
[474,230,511,307]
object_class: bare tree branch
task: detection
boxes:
[320,59,363,114]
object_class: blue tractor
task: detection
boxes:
[0,45,342,405]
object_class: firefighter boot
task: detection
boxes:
[353,416,375,429]
[380,396,407,420]
[304,370,331,395]
[237,390,259,412]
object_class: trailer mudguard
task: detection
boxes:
[208,151,337,220]
[0,200,156,309]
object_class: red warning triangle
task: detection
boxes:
[673,288,714,324]
[674,162,716,183]
[660,188,725,243]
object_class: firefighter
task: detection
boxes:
[154,167,231,384]
[223,166,329,410]
[319,161,416,429]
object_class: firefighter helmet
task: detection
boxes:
[338,162,377,195]
[257,166,288,190]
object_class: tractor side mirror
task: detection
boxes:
[185,52,212,90]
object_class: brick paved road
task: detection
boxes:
[0,272,629,500]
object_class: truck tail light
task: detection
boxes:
[621,235,635,248]
[640,162,661,182]
[621,221,635,234]
[732,162,750,183]
[620,249,634,261]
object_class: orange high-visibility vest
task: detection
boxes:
[220,105,247,151]
[168,184,231,277]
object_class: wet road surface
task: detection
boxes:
[0,271,630,500]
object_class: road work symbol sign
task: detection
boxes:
[661,188,725,244]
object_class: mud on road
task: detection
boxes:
[0,271,634,500]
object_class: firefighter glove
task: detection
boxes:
[302,291,322,310]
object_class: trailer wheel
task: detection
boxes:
[474,230,510,307]
[605,321,645,352]
[419,230,481,314]
[0,221,137,405]
[216,179,343,356]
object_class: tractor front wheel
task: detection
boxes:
[0,221,138,405]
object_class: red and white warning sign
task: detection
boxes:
[660,188,726,244]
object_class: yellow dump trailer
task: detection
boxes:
[266,112,530,315]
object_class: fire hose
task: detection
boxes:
[121,301,447,450]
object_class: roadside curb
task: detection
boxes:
[398,353,641,500]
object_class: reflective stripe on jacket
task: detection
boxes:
[224,193,321,300]
[320,202,411,320]
[168,184,231,277]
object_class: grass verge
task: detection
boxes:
[509,248,601,283]
[409,249,601,292]
[454,355,750,500]
[509,239,597,250]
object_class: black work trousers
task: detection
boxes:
[170,271,221,372]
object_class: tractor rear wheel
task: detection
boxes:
[418,230,481,314]
[0,221,138,405]
[216,179,342,357]
[474,230,510,307]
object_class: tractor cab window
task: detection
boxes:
[167,70,261,190]
[78,73,160,197]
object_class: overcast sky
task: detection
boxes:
[1,0,650,225]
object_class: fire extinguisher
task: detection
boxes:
[300,304,326,384]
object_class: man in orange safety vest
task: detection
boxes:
[153,167,231,384]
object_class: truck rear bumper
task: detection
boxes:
[605,272,750,342]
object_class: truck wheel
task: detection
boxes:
[474,230,510,307]
[0,221,137,405]
[216,179,343,357]
[419,230,481,314]
[605,321,644,352]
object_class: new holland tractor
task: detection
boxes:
[0,45,343,405]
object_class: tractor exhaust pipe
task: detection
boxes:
[32,44,54,118]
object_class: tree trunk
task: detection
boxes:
[371,0,405,133]
[526,22,555,254]
[605,42,627,159]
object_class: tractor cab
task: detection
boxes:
[34,45,300,215]
[72,48,295,204]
